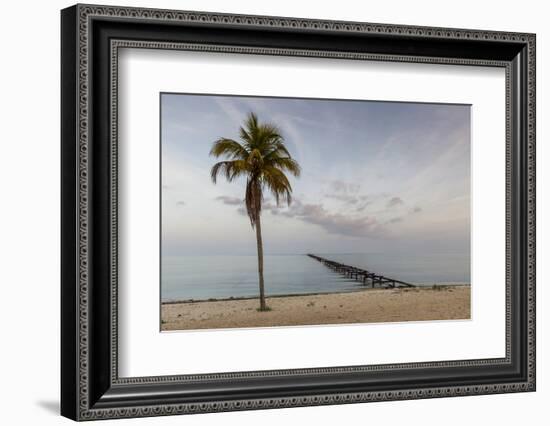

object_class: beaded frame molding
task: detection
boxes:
[61,4,536,421]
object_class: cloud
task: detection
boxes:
[355,199,373,212]
[329,180,360,194]
[386,217,403,224]
[215,196,242,206]
[324,180,364,205]
[325,192,385,210]
[236,200,282,217]
[176,201,186,206]
[386,196,404,208]
[262,201,285,211]
[264,198,386,238]
[325,193,359,204]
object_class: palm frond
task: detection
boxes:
[241,112,284,153]
[209,138,248,159]
[210,160,249,184]
[258,124,283,144]
[265,156,301,178]
[263,141,291,159]
[261,166,293,206]
[239,126,253,147]
[243,113,260,149]
[245,112,259,132]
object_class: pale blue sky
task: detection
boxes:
[161,93,470,256]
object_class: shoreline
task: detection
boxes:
[162,284,470,305]
[161,285,471,331]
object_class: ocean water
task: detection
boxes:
[161,253,470,302]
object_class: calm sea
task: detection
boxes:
[161,253,470,302]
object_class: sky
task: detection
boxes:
[161,93,470,256]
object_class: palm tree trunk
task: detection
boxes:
[255,214,267,311]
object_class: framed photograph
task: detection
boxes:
[61,4,536,421]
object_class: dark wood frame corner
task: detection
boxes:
[61,3,536,421]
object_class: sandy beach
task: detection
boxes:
[161,285,470,331]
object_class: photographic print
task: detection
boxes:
[160,93,471,331]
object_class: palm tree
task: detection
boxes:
[210,112,301,311]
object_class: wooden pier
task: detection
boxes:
[307,254,415,289]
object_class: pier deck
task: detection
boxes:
[307,254,415,289]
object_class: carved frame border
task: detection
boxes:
[62,3,535,421]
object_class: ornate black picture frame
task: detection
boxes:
[61,4,536,421]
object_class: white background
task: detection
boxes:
[119,49,505,377]
[0,0,547,425]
